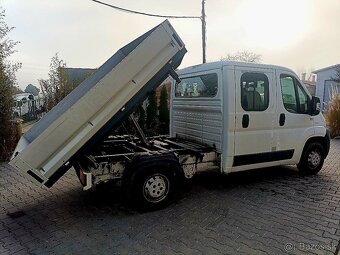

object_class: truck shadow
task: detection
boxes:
[57,164,326,213]
[182,165,333,206]
[76,166,298,208]
[22,165,322,214]
[16,164,329,217]
[190,165,299,189]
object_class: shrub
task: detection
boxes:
[158,85,169,134]
[325,90,340,138]
[146,90,157,129]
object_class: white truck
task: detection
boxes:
[10,20,330,211]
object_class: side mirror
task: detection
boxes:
[310,96,320,116]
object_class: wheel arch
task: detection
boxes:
[123,153,184,184]
[301,132,331,162]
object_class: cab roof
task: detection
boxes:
[177,61,294,76]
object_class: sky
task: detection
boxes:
[1,0,340,89]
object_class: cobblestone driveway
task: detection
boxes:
[1,140,340,255]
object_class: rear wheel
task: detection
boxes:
[124,156,182,211]
[143,173,170,204]
[297,142,325,175]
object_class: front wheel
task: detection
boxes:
[297,142,325,175]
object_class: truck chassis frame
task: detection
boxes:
[77,134,220,190]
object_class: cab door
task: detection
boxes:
[233,66,276,168]
[275,70,314,163]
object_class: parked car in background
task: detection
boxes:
[12,93,43,121]
[12,93,34,118]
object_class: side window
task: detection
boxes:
[175,73,218,98]
[241,72,269,111]
[297,85,308,114]
[280,74,309,114]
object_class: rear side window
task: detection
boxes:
[241,72,269,111]
[175,73,218,98]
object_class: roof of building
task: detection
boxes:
[60,68,96,83]
[313,64,340,74]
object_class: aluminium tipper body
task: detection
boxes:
[9,20,186,187]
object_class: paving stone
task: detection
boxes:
[1,139,340,254]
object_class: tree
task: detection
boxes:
[146,90,157,128]
[137,105,145,128]
[39,53,67,110]
[0,8,21,161]
[158,85,169,134]
[24,84,40,96]
[12,86,23,94]
[221,50,262,63]
[59,68,95,93]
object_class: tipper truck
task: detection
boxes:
[10,20,330,210]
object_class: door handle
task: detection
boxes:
[242,114,249,128]
[279,113,285,126]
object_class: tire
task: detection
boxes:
[297,142,325,175]
[124,156,182,211]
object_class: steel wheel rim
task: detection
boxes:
[143,174,170,203]
[307,149,321,169]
